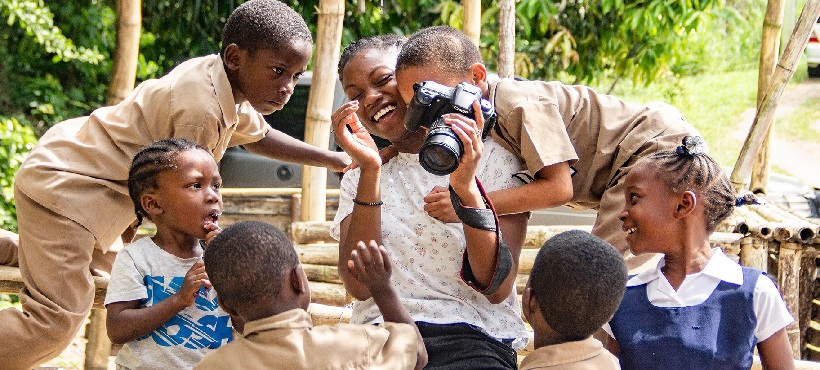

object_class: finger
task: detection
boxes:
[346,257,359,278]
[377,245,392,275]
[471,99,485,129]
[356,241,374,268]
[348,250,363,277]
[366,240,385,270]
[431,185,448,193]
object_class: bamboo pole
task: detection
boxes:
[308,303,352,325]
[462,0,481,46]
[106,0,141,105]
[800,249,819,358]
[779,241,803,358]
[740,236,769,272]
[301,0,345,222]
[292,221,336,244]
[84,309,111,370]
[497,0,516,79]
[730,0,820,192]
[751,0,786,193]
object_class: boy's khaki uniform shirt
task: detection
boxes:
[489,78,684,209]
[15,55,269,251]
[194,309,419,370]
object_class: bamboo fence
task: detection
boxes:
[719,202,820,360]
[215,191,820,360]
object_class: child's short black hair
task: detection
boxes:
[220,0,312,56]
[128,138,207,227]
[642,136,735,232]
[204,220,299,313]
[396,26,482,75]
[529,230,627,341]
[338,34,407,77]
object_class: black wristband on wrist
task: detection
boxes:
[352,198,383,206]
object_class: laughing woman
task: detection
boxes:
[329,35,529,370]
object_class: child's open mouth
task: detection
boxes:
[205,210,221,223]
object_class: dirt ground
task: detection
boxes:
[732,78,820,189]
[37,78,820,370]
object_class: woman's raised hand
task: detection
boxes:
[331,101,382,172]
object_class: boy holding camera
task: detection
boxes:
[395,26,701,272]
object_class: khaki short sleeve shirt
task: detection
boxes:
[489,79,679,207]
[194,309,419,370]
[15,55,269,250]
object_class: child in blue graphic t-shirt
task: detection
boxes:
[105,138,233,369]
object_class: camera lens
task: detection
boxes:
[419,120,462,176]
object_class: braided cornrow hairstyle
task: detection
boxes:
[127,138,208,227]
[337,34,407,78]
[645,136,735,232]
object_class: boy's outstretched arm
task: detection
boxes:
[243,129,351,172]
[106,260,210,344]
[348,240,428,370]
[424,161,573,223]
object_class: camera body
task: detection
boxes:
[404,81,497,175]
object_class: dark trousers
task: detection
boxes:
[417,322,518,370]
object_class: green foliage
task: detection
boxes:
[1,0,104,63]
[0,0,116,132]
[0,117,37,232]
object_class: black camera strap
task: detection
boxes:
[449,178,512,296]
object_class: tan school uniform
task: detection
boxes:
[489,79,700,271]
[1,54,269,369]
[194,309,420,370]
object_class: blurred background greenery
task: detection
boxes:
[0,0,809,232]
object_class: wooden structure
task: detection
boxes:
[719,202,820,359]
[730,0,820,192]
[300,0,345,222]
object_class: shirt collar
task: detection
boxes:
[242,308,312,336]
[627,248,742,287]
[211,54,239,128]
[518,337,606,367]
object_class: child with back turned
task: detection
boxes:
[520,230,625,370]
[603,136,795,369]
[195,220,427,370]
[105,138,231,369]
[1,1,348,367]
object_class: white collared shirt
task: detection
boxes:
[330,137,528,348]
[604,248,793,342]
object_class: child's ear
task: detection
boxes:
[222,43,243,71]
[522,286,537,323]
[675,191,698,218]
[290,264,308,295]
[468,63,488,85]
[140,193,163,217]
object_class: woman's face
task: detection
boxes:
[340,48,413,143]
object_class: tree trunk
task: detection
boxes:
[750,0,786,194]
[106,0,142,105]
[462,0,481,46]
[730,0,820,192]
[497,0,516,78]
[301,0,345,222]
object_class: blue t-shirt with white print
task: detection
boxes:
[105,237,233,369]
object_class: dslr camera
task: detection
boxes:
[404,81,497,176]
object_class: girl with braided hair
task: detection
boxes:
[603,136,795,369]
[105,138,233,369]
